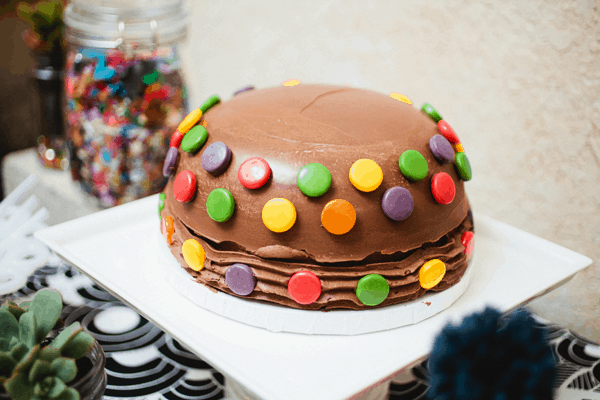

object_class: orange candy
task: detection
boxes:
[162,216,175,245]
[321,199,356,235]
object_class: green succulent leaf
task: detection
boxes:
[0,351,16,376]
[19,311,37,349]
[51,357,77,383]
[0,308,19,341]
[2,302,27,321]
[29,359,54,382]
[0,337,10,352]
[10,342,29,363]
[30,289,63,344]
[49,323,82,355]
[48,376,68,398]
[39,346,61,362]
[53,386,79,400]
[19,301,31,309]
[13,345,40,376]
[5,366,35,400]
[62,331,94,360]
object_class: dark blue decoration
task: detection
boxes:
[427,307,556,400]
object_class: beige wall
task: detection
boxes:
[180,1,600,339]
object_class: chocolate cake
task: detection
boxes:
[159,84,474,310]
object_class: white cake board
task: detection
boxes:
[157,228,476,335]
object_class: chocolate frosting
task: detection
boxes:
[161,85,473,310]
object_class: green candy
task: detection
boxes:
[206,188,235,222]
[297,163,332,197]
[200,95,221,113]
[399,150,429,181]
[455,152,472,181]
[422,103,442,123]
[356,274,389,306]
[158,193,166,217]
[181,125,208,153]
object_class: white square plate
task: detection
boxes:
[35,195,592,400]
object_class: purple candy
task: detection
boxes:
[201,141,232,175]
[429,134,454,164]
[233,86,255,96]
[225,263,256,296]
[381,187,414,221]
[162,147,178,177]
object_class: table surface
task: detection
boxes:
[35,195,592,400]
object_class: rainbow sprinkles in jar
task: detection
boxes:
[159,84,474,311]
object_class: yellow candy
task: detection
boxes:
[177,109,203,134]
[453,143,464,153]
[182,239,206,271]
[419,259,446,289]
[262,198,296,233]
[282,79,300,87]
[349,159,383,192]
[390,93,412,105]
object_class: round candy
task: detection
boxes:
[437,120,460,144]
[419,259,446,289]
[453,143,464,153]
[349,159,383,192]
[455,152,472,181]
[461,231,474,261]
[390,93,412,104]
[398,150,428,181]
[202,141,232,175]
[182,239,206,271]
[206,188,235,222]
[234,86,255,96]
[422,103,442,123]
[262,198,296,233]
[429,134,454,164]
[169,130,184,148]
[283,79,300,87]
[381,187,414,221]
[158,192,166,217]
[225,263,256,296]
[287,270,321,305]
[181,125,208,154]
[162,147,179,177]
[356,274,390,306]
[297,163,332,197]
[431,172,455,205]
[161,215,175,245]
[238,157,271,189]
[177,108,202,134]
[321,199,356,235]
[200,95,221,113]
[173,170,196,202]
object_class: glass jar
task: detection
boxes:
[63,0,188,207]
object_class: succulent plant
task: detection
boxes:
[0,289,96,400]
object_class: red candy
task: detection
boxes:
[173,170,196,202]
[169,130,184,148]
[238,157,271,189]
[461,231,474,261]
[288,270,322,305]
[437,120,460,144]
[431,172,455,205]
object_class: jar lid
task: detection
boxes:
[64,0,187,48]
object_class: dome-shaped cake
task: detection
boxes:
[159,84,474,310]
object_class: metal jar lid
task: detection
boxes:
[64,0,187,49]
